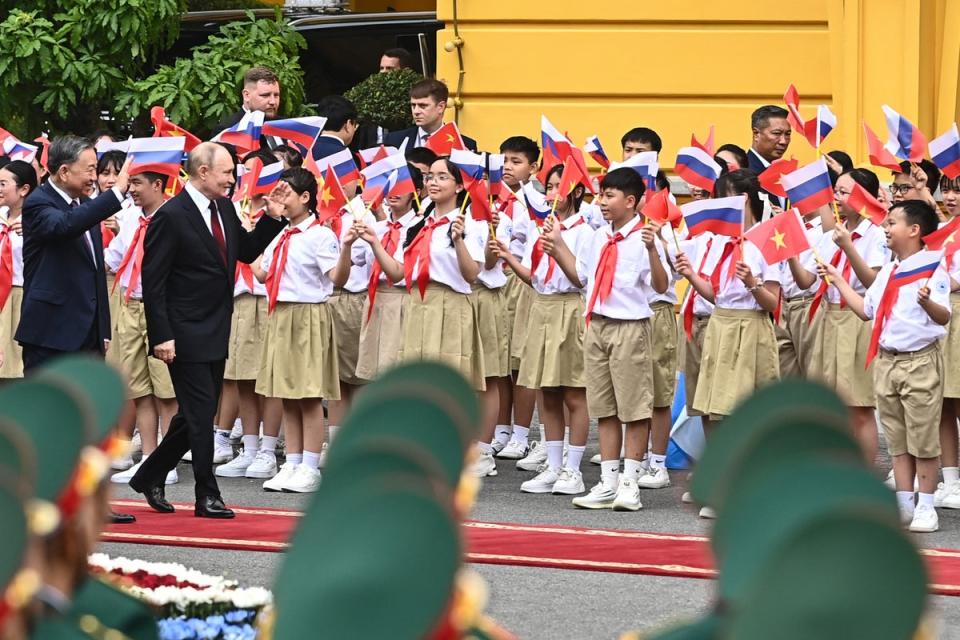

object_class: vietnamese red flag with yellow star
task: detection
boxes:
[743,208,810,264]
[423,121,466,156]
[758,157,798,198]
[317,166,348,226]
[847,182,888,226]
[923,215,960,270]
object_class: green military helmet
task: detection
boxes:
[69,576,160,640]
[36,356,127,447]
[274,477,461,640]
[350,361,481,449]
[323,438,450,498]
[726,509,926,640]
[0,478,32,628]
[713,459,898,602]
[0,420,37,499]
[689,380,855,509]
[629,613,723,640]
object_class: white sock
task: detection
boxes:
[214,429,231,446]
[286,453,303,466]
[566,445,585,471]
[546,441,564,472]
[600,460,620,487]
[477,441,494,455]
[302,450,322,470]
[539,425,547,444]
[328,425,339,443]
[918,492,935,508]
[241,434,259,458]
[944,467,960,486]
[650,454,667,470]
[563,427,570,447]
[896,491,915,512]
[623,458,644,481]
[494,424,512,446]
[512,425,530,445]
[640,454,650,472]
[260,436,278,454]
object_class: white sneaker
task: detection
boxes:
[229,423,243,442]
[637,466,671,489]
[130,431,142,454]
[264,462,298,492]
[572,480,617,509]
[552,468,585,495]
[245,451,278,479]
[613,477,643,511]
[469,452,498,477]
[318,443,329,469]
[940,483,960,509]
[282,465,322,493]
[885,469,920,491]
[213,444,234,464]
[909,504,939,532]
[111,454,134,471]
[589,453,602,465]
[516,441,547,471]
[520,467,559,493]
[216,453,254,478]
[497,439,529,460]
[111,459,143,484]
[165,468,178,485]
[900,503,915,526]
[181,449,192,462]
[698,506,716,519]
[681,491,694,504]
[491,439,507,455]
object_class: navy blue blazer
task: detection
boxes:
[16,182,123,351]
[383,127,478,153]
[310,135,348,162]
[747,148,786,210]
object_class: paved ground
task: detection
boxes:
[104,435,960,639]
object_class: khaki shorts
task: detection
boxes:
[650,301,679,408]
[874,343,943,458]
[776,295,820,379]
[584,315,653,422]
[329,289,368,386]
[683,315,710,417]
[108,297,175,399]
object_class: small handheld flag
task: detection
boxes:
[487,153,506,199]
[362,153,414,198]
[212,110,265,154]
[863,122,903,172]
[923,215,960,252]
[691,126,715,156]
[521,182,552,225]
[250,161,284,197]
[610,151,659,192]
[361,172,393,212]
[95,139,130,157]
[783,84,806,135]
[929,123,960,179]
[449,149,487,183]
[538,115,575,184]
[780,159,834,214]
[758,158,799,199]
[1,137,38,163]
[126,137,186,179]
[584,135,610,169]
[807,104,837,148]
[674,146,722,192]
[315,148,360,185]
[555,156,587,204]
[743,208,811,264]
[317,166,349,226]
[881,105,927,162]
[423,122,466,156]
[261,116,327,150]
[681,195,746,238]
[357,145,396,168]
[846,182,887,226]
[642,188,683,228]
[150,106,201,151]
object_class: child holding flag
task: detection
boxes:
[819,199,950,532]
[936,177,960,508]
[0,160,35,380]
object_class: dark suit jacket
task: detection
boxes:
[747,148,786,210]
[16,182,122,351]
[383,127,478,153]
[311,134,348,162]
[141,189,285,362]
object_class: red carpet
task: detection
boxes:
[104,500,960,596]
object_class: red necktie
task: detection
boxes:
[264,227,302,313]
[865,264,900,366]
[404,216,449,300]
[235,262,255,291]
[101,221,115,249]
[209,202,227,265]
[111,215,151,302]
[682,237,714,340]
[808,231,861,323]
[584,226,641,324]
[531,217,585,285]
[0,224,13,312]
[366,220,404,322]
[708,239,738,293]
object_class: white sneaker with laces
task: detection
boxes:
[245,451,278,479]
[229,423,243,442]
[263,462,297,492]
[908,504,939,532]
[491,439,507,455]
[637,466,671,489]
[469,452,498,478]
[318,442,329,469]
[698,506,716,519]
[165,467,178,485]
[216,453,254,478]
[681,491,694,504]
[516,441,547,471]
[282,465,322,493]
[940,483,960,509]
[899,503,915,526]
[111,454,134,471]
[612,477,643,511]
[589,453,602,465]
[552,468,585,495]
[213,444,234,464]
[497,440,528,460]
[520,467,559,493]
[572,480,617,509]
[111,459,143,484]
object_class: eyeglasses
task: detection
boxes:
[423,173,455,183]
[889,184,913,195]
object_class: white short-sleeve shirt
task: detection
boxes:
[260,216,340,303]
[577,214,655,320]
[816,217,889,304]
[393,208,487,295]
[863,260,951,351]
[521,212,593,294]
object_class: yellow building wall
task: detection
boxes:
[435,0,960,172]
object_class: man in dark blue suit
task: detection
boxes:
[17,135,131,372]
[383,78,478,152]
[310,95,359,161]
[747,105,793,210]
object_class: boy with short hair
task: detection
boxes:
[821,199,951,532]
[621,127,663,158]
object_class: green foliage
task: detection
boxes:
[0,0,186,135]
[344,68,422,132]
[117,10,308,136]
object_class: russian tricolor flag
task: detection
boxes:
[810,104,837,145]
[1,137,38,163]
[521,182,552,224]
[357,145,397,168]
[674,146,722,192]
[251,161,284,196]
[361,153,414,198]
[610,151,659,191]
[213,110,265,153]
[261,116,327,149]
[881,105,927,162]
[780,158,834,214]
[95,139,130,157]
[930,123,960,180]
[449,149,486,182]
[681,195,745,238]
[891,249,943,286]
[584,135,610,169]
[315,148,360,185]
[127,137,185,178]
[487,153,506,197]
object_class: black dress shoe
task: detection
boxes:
[195,496,235,519]
[143,485,174,514]
[108,511,136,524]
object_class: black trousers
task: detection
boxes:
[130,359,225,501]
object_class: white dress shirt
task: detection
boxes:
[260,216,340,303]
[522,213,592,294]
[863,260,951,351]
[707,234,780,310]
[576,214,655,320]
[394,208,487,295]
[816,217,889,304]
[184,182,223,235]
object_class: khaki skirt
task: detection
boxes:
[518,292,585,389]
[503,269,523,359]
[356,285,407,381]
[943,293,960,398]
[473,285,510,379]
[814,303,875,407]
[255,302,340,400]
[400,283,485,391]
[776,296,821,379]
[329,289,367,386]
[650,301,679,408]
[0,286,23,379]
[225,294,268,381]
[693,308,780,419]
[683,314,711,417]
[510,282,535,371]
